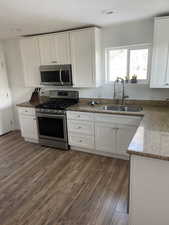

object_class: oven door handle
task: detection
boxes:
[37,113,65,119]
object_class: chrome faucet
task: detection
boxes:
[113,77,129,105]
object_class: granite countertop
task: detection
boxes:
[16,102,40,108]
[16,97,48,108]
[17,101,169,161]
[67,103,169,161]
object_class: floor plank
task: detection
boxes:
[0,131,129,225]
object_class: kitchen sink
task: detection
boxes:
[101,105,143,112]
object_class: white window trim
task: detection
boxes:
[105,43,152,85]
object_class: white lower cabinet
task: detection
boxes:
[67,111,141,159]
[95,123,117,153]
[69,133,95,150]
[18,107,38,143]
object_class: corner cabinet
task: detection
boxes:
[20,37,41,87]
[150,17,169,88]
[67,111,141,159]
[70,27,101,87]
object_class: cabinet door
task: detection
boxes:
[70,29,94,87]
[53,32,70,64]
[38,35,56,65]
[20,115,38,140]
[20,38,41,87]
[116,126,137,156]
[150,18,169,88]
[95,122,117,154]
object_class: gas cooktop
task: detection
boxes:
[36,99,77,110]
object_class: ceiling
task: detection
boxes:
[0,0,169,39]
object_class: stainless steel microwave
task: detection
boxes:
[40,64,73,86]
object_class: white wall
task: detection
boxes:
[3,18,169,129]
[3,39,33,129]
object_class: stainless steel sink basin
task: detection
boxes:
[101,105,143,112]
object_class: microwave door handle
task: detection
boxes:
[59,68,63,86]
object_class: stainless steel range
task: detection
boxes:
[36,90,79,150]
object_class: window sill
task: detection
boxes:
[105,81,149,86]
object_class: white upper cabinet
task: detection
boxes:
[20,27,101,88]
[150,17,169,88]
[38,32,70,65]
[20,37,41,87]
[53,32,71,64]
[70,27,101,87]
[38,35,56,65]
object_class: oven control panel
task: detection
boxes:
[36,108,65,115]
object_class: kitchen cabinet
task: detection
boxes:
[70,27,101,87]
[150,16,169,88]
[95,114,140,157]
[18,107,38,143]
[95,124,137,157]
[38,32,70,65]
[20,27,101,88]
[67,111,141,159]
[95,123,117,154]
[67,111,95,150]
[20,37,41,87]
[116,125,138,156]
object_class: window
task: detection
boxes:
[105,44,151,83]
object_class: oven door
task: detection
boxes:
[37,113,67,142]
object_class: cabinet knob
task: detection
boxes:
[51,61,57,63]
[79,140,82,143]
[78,126,82,129]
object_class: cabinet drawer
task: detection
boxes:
[67,111,94,121]
[18,107,36,116]
[94,113,141,126]
[69,133,94,149]
[67,120,94,135]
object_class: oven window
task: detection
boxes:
[38,117,64,139]
[41,71,60,83]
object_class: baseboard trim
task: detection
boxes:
[70,145,129,160]
[24,138,39,144]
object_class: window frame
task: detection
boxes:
[105,43,152,84]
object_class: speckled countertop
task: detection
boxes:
[16,102,40,108]
[17,101,169,161]
[67,103,169,161]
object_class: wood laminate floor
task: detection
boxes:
[0,131,129,225]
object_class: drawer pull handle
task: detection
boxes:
[78,115,81,118]
[78,126,82,129]
[165,83,169,86]
[79,140,82,143]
